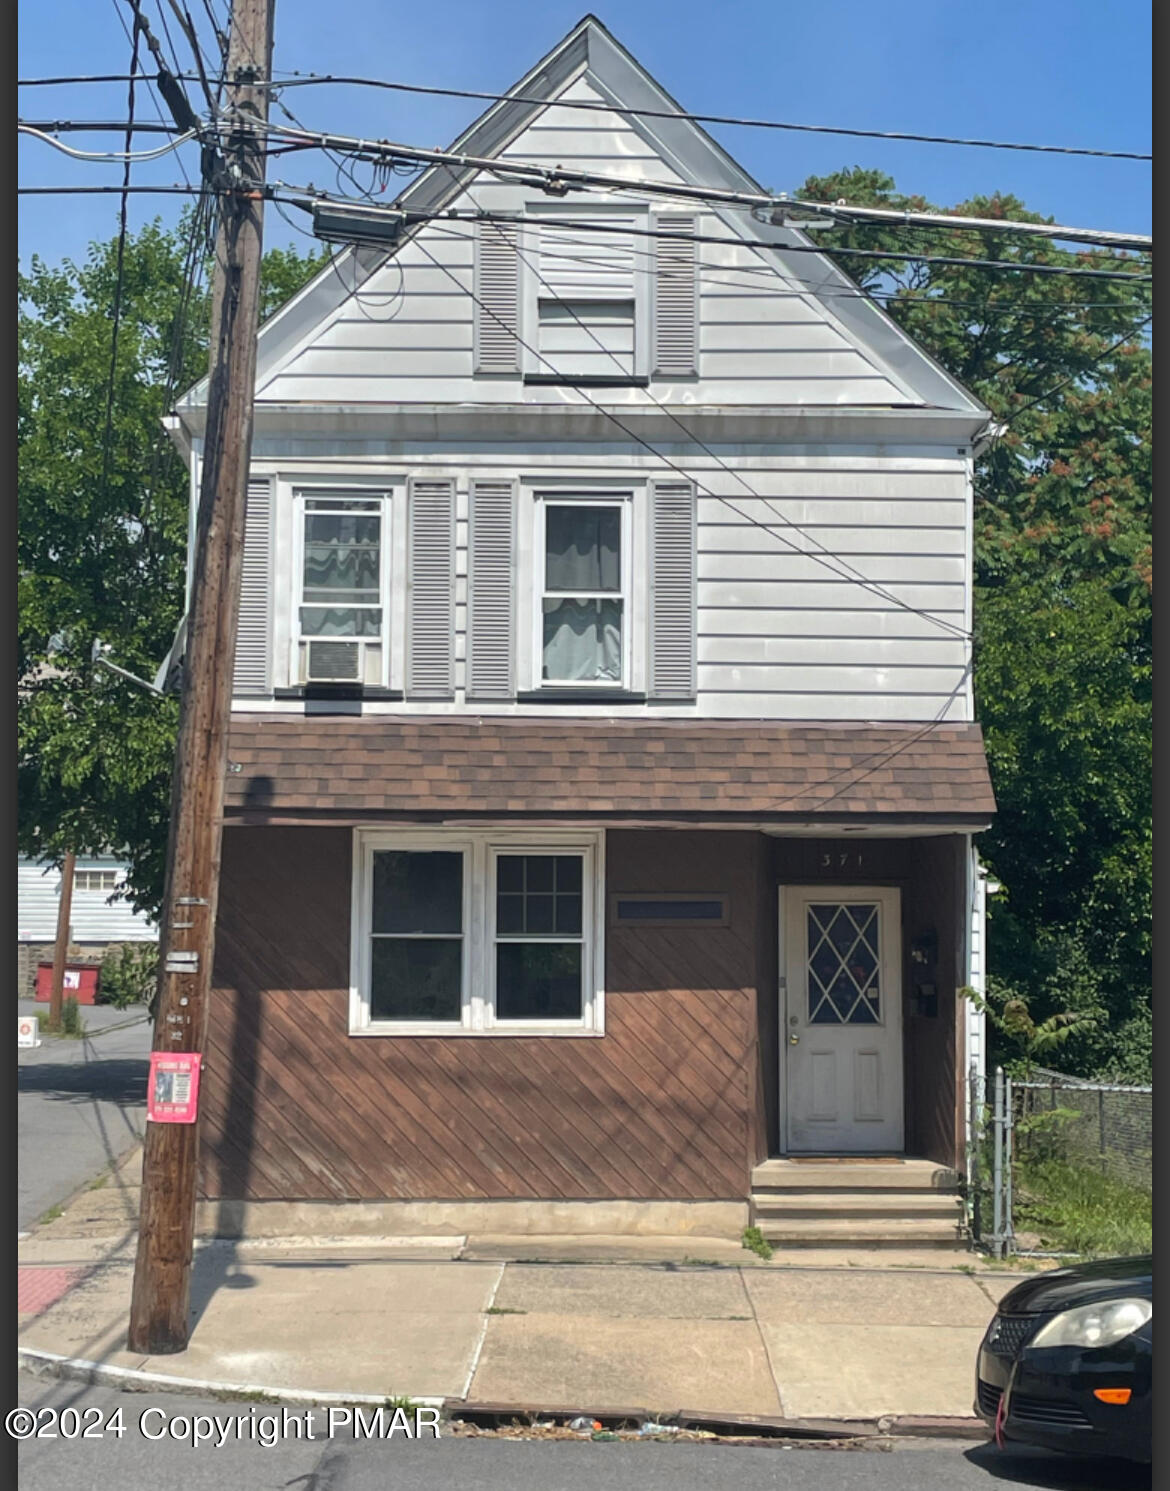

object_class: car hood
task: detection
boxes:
[997,1255,1152,1315]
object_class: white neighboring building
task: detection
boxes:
[17,856,157,997]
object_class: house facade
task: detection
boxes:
[168,18,995,1239]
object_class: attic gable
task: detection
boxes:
[176,15,986,421]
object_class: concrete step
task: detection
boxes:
[752,1214,967,1249]
[751,1191,964,1223]
[751,1158,960,1193]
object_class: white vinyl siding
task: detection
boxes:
[255,77,911,409]
[17,858,157,943]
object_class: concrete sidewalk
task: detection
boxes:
[18,1147,1037,1425]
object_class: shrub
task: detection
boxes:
[100,942,158,1009]
[60,997,83,1036]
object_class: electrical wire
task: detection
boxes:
[410,230,971,642]
[18,69,1150,161]
[251,119,1153,253]
[258,176,1153,282]
[764,661,975,813]
[111,0,194,188]
[469,214,973,641]
[17,122,199,161]
[98,22,142,507]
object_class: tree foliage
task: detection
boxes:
[796,169,1151,1078]
[18,216,328,913]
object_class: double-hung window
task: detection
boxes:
[525,214,645,383]
[539,499,628,687]
[352,830,604,1035]
[295,491,388,685]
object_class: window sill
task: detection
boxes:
[523,374,649,388]
[349,1025,605,1039]
[516,689,646,704]
[274,685,403,701]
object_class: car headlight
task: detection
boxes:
[1029,1298,1152,1350]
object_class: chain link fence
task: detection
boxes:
[966,1064,1152,1258]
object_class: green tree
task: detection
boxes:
[18,215,327,914]
[794,169,1152,1078]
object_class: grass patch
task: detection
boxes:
[1013,1160,1152,1258]
[740,1226,773,1261]
[34,1004,86,1039]
[384,1395,417,1411]
[37,1204,64,1226]
[87,1172,109,1191]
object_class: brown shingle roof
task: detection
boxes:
[225,716,995,822]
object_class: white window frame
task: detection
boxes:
[290,487,393,687]
[521,202,650,380]
[350,827,606,1037]
[533,492,633,691]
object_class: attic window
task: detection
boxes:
[524,214,648,383]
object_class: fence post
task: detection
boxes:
[1004,1072,1014,1255]
[1098,1088,1107,1176]
[968,1061,981,1246]
[992,1065,1005,1260]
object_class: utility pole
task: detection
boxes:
[128,0,274,1355]
[47,849,77,1031]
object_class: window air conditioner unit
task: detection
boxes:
[306,640,362,682]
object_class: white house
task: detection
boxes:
[164,17,996,1245]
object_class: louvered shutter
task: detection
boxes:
[649,479,697,699]
[233,476,272,695]
[467,479,516,700]
[474,220,521,373]
[406,477,455,699]
[652,214,698,377]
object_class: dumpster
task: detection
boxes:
[35,960,101,1004]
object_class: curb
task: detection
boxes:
[19,1348,986,1440]
[18,1348,444,1410]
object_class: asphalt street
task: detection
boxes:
[11,1381,1153,1491]
[16,1009,152,1231]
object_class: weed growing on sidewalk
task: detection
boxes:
[37,1204,63,1226]
[485,1306,527,1315]
[741,1226,773,1261]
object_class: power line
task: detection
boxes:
[17,68,1152,160]
[470,215,972,641]
[108,0,194,189]
[20,172,1150,290]
[18,122,199,161]
[98,19,142,509]
[410,230,971,642]
[267,178,1150,283]
[994,316,1153,433]
[254,119,1154,252]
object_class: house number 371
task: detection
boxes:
[822,851,864,869]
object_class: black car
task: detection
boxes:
[975,1254,1152,1463]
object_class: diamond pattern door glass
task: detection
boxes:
[807,903,881,1024]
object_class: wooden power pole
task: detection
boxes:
[128,0,274,1355]
[48,849,77,1031]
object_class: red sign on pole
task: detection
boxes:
[147,1051,202,1124]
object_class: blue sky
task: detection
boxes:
[19,0,1151,269]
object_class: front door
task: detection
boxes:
[782,886,903,1153]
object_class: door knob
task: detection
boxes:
[789,1033,800,1045]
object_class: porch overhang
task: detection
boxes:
[224,716,996,826]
